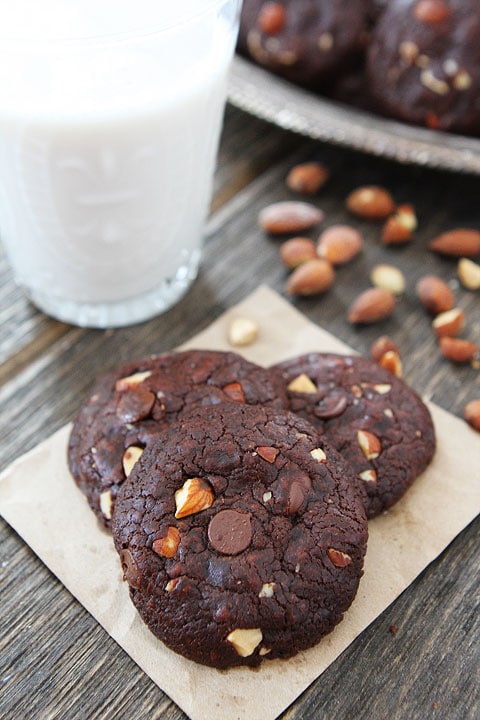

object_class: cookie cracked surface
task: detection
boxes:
[273,353,436,518]
[68,350,287,527]
[112,403,368,668]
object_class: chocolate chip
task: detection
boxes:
[208,509,252,555]
[120,549,142,588]
[286,481,306,514]
[93,433,125,480]
[314,389,348,419]
[116,387,155,423]
[272,468,312,515]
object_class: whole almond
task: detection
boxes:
[458,258,480,290]
[371,335,399,362]
[432,308,465,338]
[280,237,317,269]
[370,264,406,295]
[413,0,451,25]
[317,225,363,265]
[416,275,455,314]
[429,229,480,258]
[464,399,480,432]
[348,287,396,324]
[287,258,335,296]
[257,2,286,34]
[439,337,479,363]
[286,162,329,195]
[259,201,324,235]
[346,186,395,220]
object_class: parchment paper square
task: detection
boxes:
[1,286,479,720]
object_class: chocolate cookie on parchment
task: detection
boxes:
[67,350,288,528]
[112,403,368,668]
[273,353,436,518]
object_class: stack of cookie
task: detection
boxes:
[68,349,435,668]
[238,0,480,136]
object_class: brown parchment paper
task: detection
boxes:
[1,285,479,720]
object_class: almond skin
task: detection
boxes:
[257,2,286,34]
[429,229,480,258]
[317,225,363,265]
[416,275,455,314]
[413,0,451,25]
[357,429,382,459]
[259,201,324,235]
[439,337,479,363]
[287,258,335,296]
[279,237,317,269]
[378,350,403,378]
[327,548,352,567]
[286,162,329,195]
[464,399,480,432]
[381,204,417,245]
[371,335,399,362]
[174,478,214,518]
[346,186,395,220]
[152,527,180,558]
[122,446,144,477]
[382,216,412,245]
[348,287,396,324]
[432,308,465,339]
[223,382,246,403]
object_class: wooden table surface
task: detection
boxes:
[1,100,479,720]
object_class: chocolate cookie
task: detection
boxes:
[367,0,388,24]
[273,353,436,518]
[367,0,480,134]
[237,0,370,90]
[68,350,288,528]
[112,403,368,668]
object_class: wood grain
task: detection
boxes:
[1,104,479,720]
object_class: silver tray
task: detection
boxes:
[228,55,480,175]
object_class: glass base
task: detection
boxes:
[23,253,200,328]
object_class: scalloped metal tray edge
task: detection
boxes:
[228,55,480,175]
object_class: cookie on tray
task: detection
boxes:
[112,403,368,668]
[272,353,436,518]
[68,350,288,528]
[366,0,480,134]
[237,0,370,89]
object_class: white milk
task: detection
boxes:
[0,1,239,326]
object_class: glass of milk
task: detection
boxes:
[0,0,241,327]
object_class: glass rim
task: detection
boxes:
[0,0,237,48]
